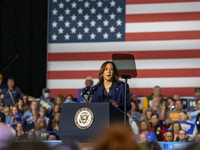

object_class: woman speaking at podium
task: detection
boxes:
[91,61,132,112]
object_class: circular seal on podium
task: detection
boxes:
[74,107,94,129]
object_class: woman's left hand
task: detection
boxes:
[109,100,119,107]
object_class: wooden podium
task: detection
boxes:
[59,103,127,143]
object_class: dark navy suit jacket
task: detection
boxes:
[91,82,132,112]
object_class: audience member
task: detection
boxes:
[177,129,188,142]
[47,112,60,132]
[77,76,94,103]
[143,109,154,124]
[142,86,164,111]
[39,107,49,125]
[170,99,184,113]
[137,120,157,141]
[47,132,59,140]
[0,123,16,149]
[16,99,25,116]
[171,121,182,141]
[15,122,25,139]
[194,88,200,100]
[35,117,48,140]
[22,94,30,111]
[94,123,141,150]
[127,99,141,125]
[26,112,39,131]
[165,97,175,118]
[50,104,61,119]
[173,95,181,101]
[140,133,147,142]
[54,94,64,107]
[11,113,23,129]
[23,101,39,125]
[0,78,23,107]
[164,130,173,142]
[191,98,200,112]
[142,97,165,121]
[39,88,54,117]
[150,113,166,141]
[179,111,197,140]
[64,94,76,103]
[27,129,36,140]
[6,106,19,126]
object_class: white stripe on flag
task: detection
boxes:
[126,21,200,33]
[47,58,200,71]
[126,2,200,14]
[47,77,200,89]
[47,40,200,53]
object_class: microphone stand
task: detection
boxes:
[122,75,131,126]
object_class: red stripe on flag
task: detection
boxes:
[126,31,200,41]
[49,87,195,98]
[126,0,200,4]
[126,12,200,23]
[47,69,200,79]
[47,50,200,61]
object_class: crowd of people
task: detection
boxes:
[1,70,200,149]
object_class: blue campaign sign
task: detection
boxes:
[178,121,195,134]
[160,142,191,150]
[45,141,191,150]
[187,99,196,111]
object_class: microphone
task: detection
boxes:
[81,86,90,100]
[88,84,99,95]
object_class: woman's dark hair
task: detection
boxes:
[171,121,182,131]
[129,99,140,112]
[98,61,121,85]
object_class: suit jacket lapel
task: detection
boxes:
[112,82,120,101]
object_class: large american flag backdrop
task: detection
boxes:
[47,0,200,98]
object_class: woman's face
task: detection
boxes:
[55,113,60,122]
[141,122,147,130]
[103,63,114,82]
[39,119,46,128]
[16,123,23,131]
[153,98,159,107]
[54,105,60,113]
[179,112,187,121]
[56,97,62,105]
[31,102,38,110]
[167,98,175,109]
[39,109,45,117]
[22,96,28,103]
[18,100,23,107]
[12,107,18,115]
[173,123,180,133]
[131,102,136,111]
[146,111,152,120]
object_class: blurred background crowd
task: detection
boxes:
[1,74,200,149]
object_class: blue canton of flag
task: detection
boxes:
[48,0,125,43]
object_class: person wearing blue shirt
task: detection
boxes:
[91,61,132,112]
[0,78,22,107]
[137,120,157,141]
